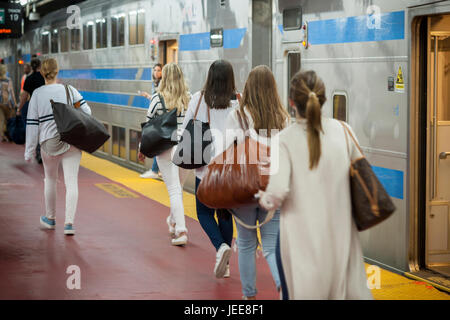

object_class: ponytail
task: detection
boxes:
[289,71,326,170]
[305,91,322,169]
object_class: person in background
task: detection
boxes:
[20,64,31,93]
[25,58,92,236]
[182,60,240,279]
[138,63,191,246]
[224,65,289,300]
[0,64,17,142]
[140,63,163,179]
[17,58,44,120]
[258,70,373,300]
[18,58,45,164]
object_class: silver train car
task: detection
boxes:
[1,0,449,290]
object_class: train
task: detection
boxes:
[1,0,449,291]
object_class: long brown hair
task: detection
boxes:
[240,65,289,136]
[289,70,326,169]
[203,60,236,109]
[157,63,190,113]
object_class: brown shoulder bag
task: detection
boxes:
[340,121,396,231]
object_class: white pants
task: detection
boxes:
[157,147,189,236]
[42,147,82,225]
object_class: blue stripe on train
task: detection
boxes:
[308,11,405,45]
[372,166,404,200]
[79,91,149,109]
[59,68,152,81]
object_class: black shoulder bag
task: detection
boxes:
[140,94,178,158]
[50,85,110,153]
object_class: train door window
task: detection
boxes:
[287,51,301,117]
[51,29,58,53]
[112,126,126,159]
[333,92,348,122]
[129,10,145,45]
[83,22,94,50]
[159,40,178,65]
[111,14,125,47]
[71,28,81,51]
[96,18,107,49]
[60,28,69,52]
[283,7,303,31]
[129,129,144,164]
[41,31,50,54]
[100,123,111,153]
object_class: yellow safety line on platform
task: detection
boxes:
[80,153,449,300]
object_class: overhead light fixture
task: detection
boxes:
[29,3,40,21]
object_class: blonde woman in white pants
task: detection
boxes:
[25,58,91,236]
[139,63,191,246]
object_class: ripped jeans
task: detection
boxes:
[232,205,281,297]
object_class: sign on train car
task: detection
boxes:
[0,2,22,39]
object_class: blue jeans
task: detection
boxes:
[151,158,159,173]
[276,231,289,300]
[195,177,233,251]
[232,206,281,297]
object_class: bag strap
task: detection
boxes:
[64,84,73,107]
[339,121,364,156]
[339,121,379,215]
[158,93,168,112]
[193,92,210,123]
[229,208,276,230]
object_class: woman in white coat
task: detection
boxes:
[258,70,373,300]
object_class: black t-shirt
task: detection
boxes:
[23,71,45,97]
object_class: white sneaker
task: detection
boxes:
[224,264,230,278]
[214,243,231,278]
[140,170,159,179]
[172,233,187,246]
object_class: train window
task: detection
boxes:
[83,22,94,50]
[210,28,223,47]
[129,10,145,45]
[333,93,348,122]
[112,126,126,159]
[41,31,50,54]
[283,7,302,31]
[129,129,144,164]
[51,29,58,53]
[96,18,108,49]
[100,123,111,153]
[111,14,125,47]
[71,28,81,51]
[287,51,301,117]
[60,28,69,52]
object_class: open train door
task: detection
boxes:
[410,14,450,292]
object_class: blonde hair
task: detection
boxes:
[157,63,190,113]
[240,65,289,136]
[0,64,6,79]
[40,58,59,81]
[289,70,326,170]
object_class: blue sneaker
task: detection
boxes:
[40,216,55,229]
[64,224,75,235]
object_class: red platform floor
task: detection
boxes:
[0,143,279,300]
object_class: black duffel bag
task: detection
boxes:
[7,115,25,145]
[172,92,213,169]
[50,85,110,153]
[139,94,178,158]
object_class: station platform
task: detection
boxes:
[0,142,449,300]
